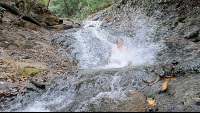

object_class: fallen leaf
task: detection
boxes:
[162,80,169,91]
[130,91,138,94]
[170,77,176,81]
[148,82,153,84]
[7,78,13,82]
[165,75,172,78]
[21,78,25,82]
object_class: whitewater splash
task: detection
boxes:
[71,10,165,69]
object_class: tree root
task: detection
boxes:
[0,2,42,27]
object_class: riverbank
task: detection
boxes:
[0,9,81,107]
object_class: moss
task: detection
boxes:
[100,5,114,13]
[19,68,42,77]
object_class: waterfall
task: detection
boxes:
[71,9,165,69]
[71,20,114,69]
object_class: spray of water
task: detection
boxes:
[72,9,165,69]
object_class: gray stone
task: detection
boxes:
[172,59,200,76]
[184,25,200,39]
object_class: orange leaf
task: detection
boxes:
[130,91,138,94]
[170,77,176,81]
[10,78,14,81]
[165,75,172,78]
[162,80,169,91]
[21,78,25,82]
[148,82,153,84]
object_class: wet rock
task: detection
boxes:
[143,73,200,112]
[155,68,165,77]
[172,58,200,76]
[142,73,158,83]
[183,25,200,42]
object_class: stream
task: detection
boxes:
[2,9,167,112]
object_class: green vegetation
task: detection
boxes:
[20,68,42,77]
[38,0,115,20]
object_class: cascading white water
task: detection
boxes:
[71,9,165,69]
[71,20,114,69]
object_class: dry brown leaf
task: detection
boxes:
[170,77,176,81]
[165,75,172,78]
[7,78,13,82]
[148,82,153,84]
[21,78,25,82]
[130,91,138,94]
[162,80,169,91]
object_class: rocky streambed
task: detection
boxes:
[1,0,200,112]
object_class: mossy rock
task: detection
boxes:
[19,68,42,77]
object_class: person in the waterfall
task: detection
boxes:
[109,38,128,65]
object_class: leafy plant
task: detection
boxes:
[39,0,115,20]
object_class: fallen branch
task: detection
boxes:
[0,2,42,27]
[0,2,19,15]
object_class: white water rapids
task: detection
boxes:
[71,12,165,69]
